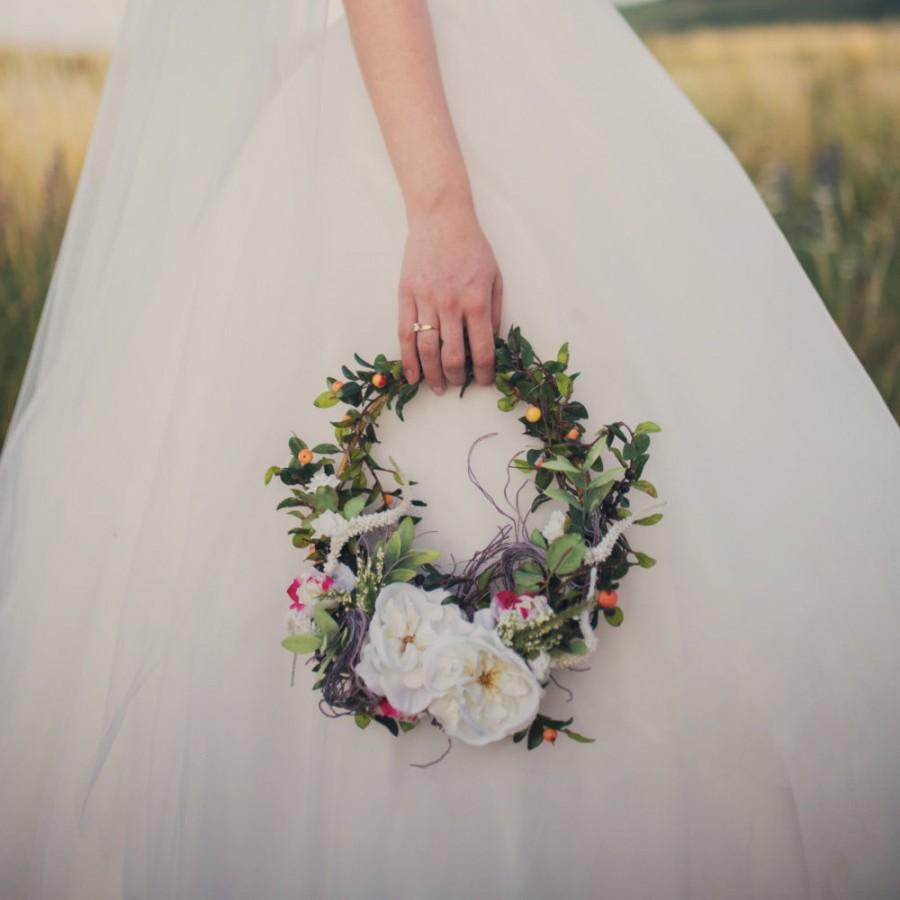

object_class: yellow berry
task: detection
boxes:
[331,380,344,393]
[525,405,542,423]
[372,373,388,389]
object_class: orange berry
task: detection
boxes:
[566,427,580,441]
[535,457,545,468]
[525,405,542,423]
[542,727,558,744]
[372,373,388,389]
[597,589,619,609]
[297,448,314,465]
[331,380,344,393]
[383,493,395,506]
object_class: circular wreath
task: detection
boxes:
[266,325,664,754]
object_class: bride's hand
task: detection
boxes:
[398,200,502,394]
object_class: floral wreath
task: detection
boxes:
[266,325,664,755]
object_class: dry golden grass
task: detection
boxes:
[0,48,105,231]
[646,22,900,185]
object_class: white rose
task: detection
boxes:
[308,509,346,539]
[356,582,468,716]
[527,650,551,684]
[306,470,341,492]
[424,628,543,746]
[541,508,568,543]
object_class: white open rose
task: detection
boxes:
[423,627,543,746]
[541,508,568,543]
[355,582,468,716]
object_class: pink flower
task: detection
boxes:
[376,697,418,722]
[287,578,304,610]
[493,590,536,619]
[488,590,548,623]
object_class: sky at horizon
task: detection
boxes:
[0,0,660,50]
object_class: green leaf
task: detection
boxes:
[313,607,339,636]
[497,395,518,413]
[529,528,548,550]
[634,552,657,568]
[635,513,663,526]
[583,440,605,471]
[566,639,589,656]
[384,567,417,584]
[375,715,400,737]
[264,465,280,485]
[585,480,614,514]
[354,712,371,730]
[557,342,569,367]
[514,560,546,592]
[555,372,572,397]
[563,728,595,744]
[401,549,441,569]
[632,479,658,498]
[397,516,415,551]
[313,391,340,409]
[633,432,651,454]
[315,487,339,512]
[383,530,403,572]
[526,719,545,750]
[546,533,586,575]
[312,443,340,454]
[541,455,580,476]
[281,634,322,655]
[635,421,661,434]
[589,466,626,488]
[543,487,581,509]
[604,607,624,627]
[342,494,366,519]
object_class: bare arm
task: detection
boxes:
[344,0,502,393]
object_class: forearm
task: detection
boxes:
[344,0,472,220]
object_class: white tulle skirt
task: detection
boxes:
[1,2,899,898]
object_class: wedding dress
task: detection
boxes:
[1,1,898,898]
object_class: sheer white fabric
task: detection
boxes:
[1,1,899,898]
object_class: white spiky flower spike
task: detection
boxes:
[321,497,412,575]
[583,500,667,568]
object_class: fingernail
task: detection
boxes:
[434,384,445,395]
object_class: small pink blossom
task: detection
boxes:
[493,590,537,619]
[489,590,548,623]
[287,578,304,610]
[376,698,418,722]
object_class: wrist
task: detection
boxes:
[404,167,474,224]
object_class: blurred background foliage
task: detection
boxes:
[1,2,899,449]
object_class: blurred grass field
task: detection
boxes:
[1,20,899,448]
